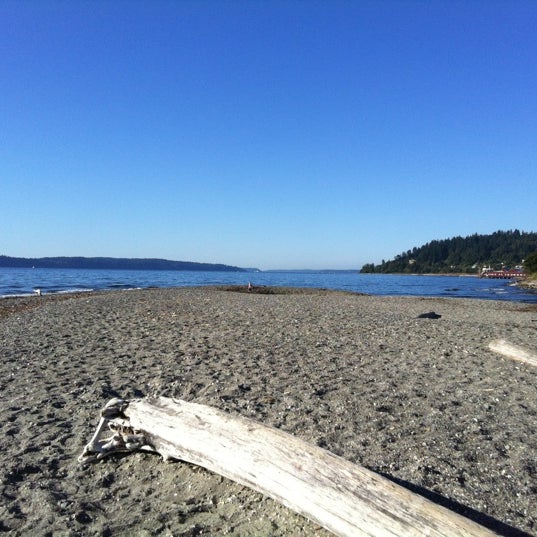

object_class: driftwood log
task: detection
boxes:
[488,339,537,367]
[79,397,498,537]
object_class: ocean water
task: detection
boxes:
[0,267,535,302]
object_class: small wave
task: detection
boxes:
[489,288,508,294]
[56,288,95,295]
[0,292,38,299]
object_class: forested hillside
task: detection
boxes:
[361,230,537,274]
[0,256,247,272]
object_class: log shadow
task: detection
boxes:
[379,472,532,537]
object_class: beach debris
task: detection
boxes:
[416,311,442,319]
[79,397,497,537]
[488,339,537,368]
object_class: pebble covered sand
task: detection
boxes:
[1,286,536,536]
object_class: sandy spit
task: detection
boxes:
[1,287,536,536]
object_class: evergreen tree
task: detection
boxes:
[524,252,537,274]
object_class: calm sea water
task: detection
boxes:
[0,267,535,302]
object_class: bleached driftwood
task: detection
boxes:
[489,339,537,367]
[79,397,498,537]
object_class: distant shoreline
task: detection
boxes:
[408,272,478,277]
[358,272,479,277]
[0,255,250,272]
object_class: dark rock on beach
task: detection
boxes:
[416,311,442,319]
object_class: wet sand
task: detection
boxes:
[1,287,536,536]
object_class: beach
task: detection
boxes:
[1,286,536,536]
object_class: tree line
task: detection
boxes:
[0,255,248,272]
[361,230,537,274]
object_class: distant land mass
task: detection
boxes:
[0,255,250,272]
[360,230,537,274]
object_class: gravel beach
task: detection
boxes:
[1,287,536,536]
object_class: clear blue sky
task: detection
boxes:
[1,1,536,270]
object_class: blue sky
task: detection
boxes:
[1,1,536,270]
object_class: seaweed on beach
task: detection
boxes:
[213,285,365,296]
[0,292,102,319]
